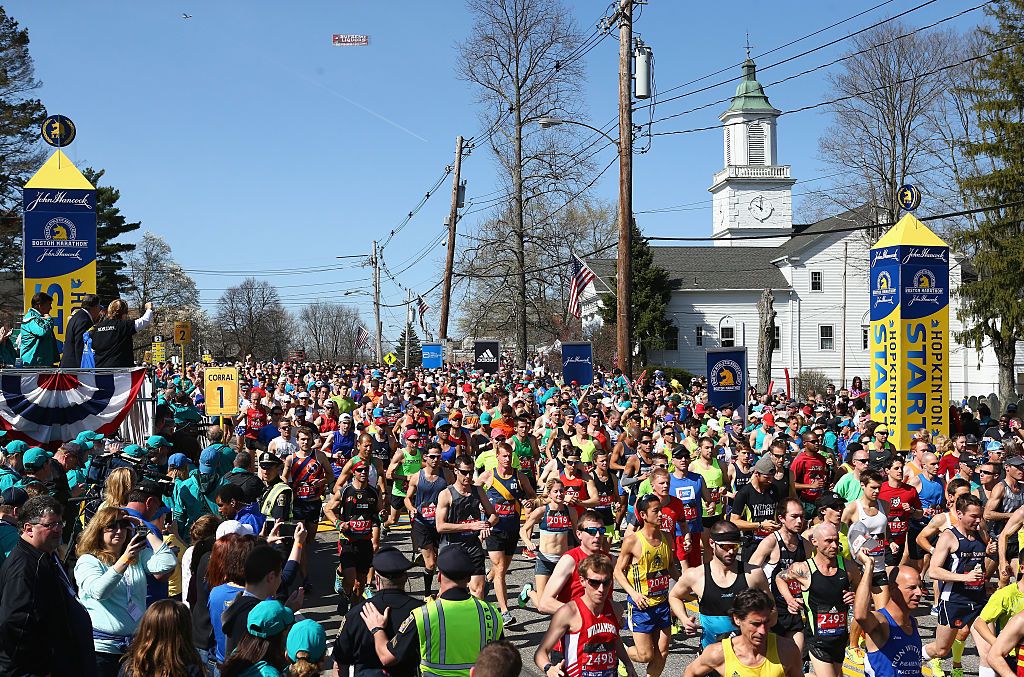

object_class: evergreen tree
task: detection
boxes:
[953,0,1024,404]
[83,168,139,302]
[599,220,673,365]
[395,324,422,367]
[0,7,46,274]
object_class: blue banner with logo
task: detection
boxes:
[706,348,747,420]
[561,342,594,386]
[23,187,96,342]
[422,343,443,369]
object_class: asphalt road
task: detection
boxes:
[302,519,981,676]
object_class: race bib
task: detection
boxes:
[865,538,885,558]
[598,494,614,507]
[419,504,437,520]
[682,504,699,521]
[816,611,847,636]
[566,487,581,502]
[495,502,517,517]
[647,572,670,596]
[581,651,616,677]
[786,578,803,596]
[349,519,371,534]
[890,517,907,536]
[546,513,572,530]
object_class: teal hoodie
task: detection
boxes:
[171,469,220,535]
[18,308,59,366]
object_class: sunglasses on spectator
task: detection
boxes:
[104,520,133,532]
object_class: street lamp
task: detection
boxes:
[538,116,632,375]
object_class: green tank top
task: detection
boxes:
[394,449,423,497]
[512,435,534,471]
[695,458,724,516]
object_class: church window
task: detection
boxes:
[862,327,869,350]
[720,316,737,347]
[725,128,732,165]
[819,325,834,351]
[696,325,704,347]
[810,271,823,292]
[748,122,766,165]
[773,325,781,351]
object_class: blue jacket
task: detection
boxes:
[18,308,59,366]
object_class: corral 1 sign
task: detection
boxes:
[474,340,499,374]
[204,367,239,417]
[422,343,443,369]
[706,347,747,421]
[869,213,949,450]
[561,342,594,386]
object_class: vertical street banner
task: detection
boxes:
[706,347,747,421]
[474,340,499,374]
[421,343,443,369]
[22,150,96,343]
[561,342,594,386]
[869,213,949,450]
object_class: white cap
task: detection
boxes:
[216,520,255,539]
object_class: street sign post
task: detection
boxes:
[173,321,192,345]
[204,367,239,417]
[383,352,398,366]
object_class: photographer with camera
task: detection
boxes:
[74,506,177,677]
[122,476,176,605]
[172,447,222,536]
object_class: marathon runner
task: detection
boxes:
[434,454,498,599]
[666,446,708,569]
[584,450,620,538]
[520,478,578,611]
[970,571,1024,677]
[324,458,381,613]
[404,442,450,599]
[730,455,782,562]
[531,509,609,614]
[878,454,923,567]
[690,436,726,557]
[383,429,423,535]
[840,468,891,606]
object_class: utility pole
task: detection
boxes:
[840,241,848,389]
[439,135,464,346]
[616,0,634,377]
[404,288,412,368]
[371,241,383,364]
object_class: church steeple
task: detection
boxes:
[708,51,795,247]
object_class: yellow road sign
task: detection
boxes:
[383,352,398,366]
[205,367,239,416]
[173,321,192,345]
[202,352,213,364]
[151,342,167,360]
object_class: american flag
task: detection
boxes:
[567,253,597,318]
[417,296,429,317]
[355,325,370,349]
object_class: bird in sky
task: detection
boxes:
[181,13,192,19]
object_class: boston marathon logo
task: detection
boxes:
[904,269,944,307]
[710,359,741,392]
[872,270,895,308]
[30,216,88,263]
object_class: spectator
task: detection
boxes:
[225,451,266,504]
[220,599,293,677]
[119,599,206,677]
[473,639,522,677]
[284,619,327,677]
[18,291,59,367]
[60,293,102,368]
[206,532,259,668]
[216,483,265,535]
[181,513,220,608]
[0,487,28,563]
[98,466,136,512]
[172,447,221,534]
[90,299,154,368]
[122,477,174,604]
[203,426,237,476]
[221,537,305,656]
[0,495,96,676]
[0,439,25,491]
[74,506,177,676]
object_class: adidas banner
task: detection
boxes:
[0,367,147,448]
[474,340,499,374]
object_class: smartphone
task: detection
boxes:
[278,521,298,539]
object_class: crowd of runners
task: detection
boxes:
[2,354,1024,676]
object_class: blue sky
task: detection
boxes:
[7,1,983,341]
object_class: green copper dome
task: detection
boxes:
[726,59,778,113]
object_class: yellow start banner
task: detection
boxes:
[869,213,949,450]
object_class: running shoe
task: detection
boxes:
[412,553,425,567]
[334,569,344,594]
[501,610,516,627]
[518,583,533,608]
[951,667,963,677]
[928,658,945,677]
[337,593,350,615]
[845,646,865,666]
[618,660,628,677]
[521,547,537,560]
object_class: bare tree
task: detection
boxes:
[816,22,959,236]
[457,0,589,367]
[215,278,291,360]
[124,232,199,310]
[299,302,364,363]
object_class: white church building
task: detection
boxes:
[582,58,1024,401]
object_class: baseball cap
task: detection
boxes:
[490,428,508,440]
[145,435,173,449]
[247,600,295,639]
[216,520,255,539]
[762,412,776,427]
[286,619,327,664]
[0,487,28,508]
[4,440,28,456]
[1005,456,1024,467]
[437,544,477,579]
[436,419,452,430]
[753,455,776,475]
[403,429,421,441]
[199,447,220,474]
[816,491,846,510]
[22,447,52,471]
[121,444,146,460]
[167,453,191,468]
[339,413,353,422]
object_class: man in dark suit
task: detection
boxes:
[59,294,101,368]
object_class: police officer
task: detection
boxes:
[360,545,504,677]
[334,546,421,676]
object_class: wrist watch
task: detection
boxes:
[542,663,553,674]
[370,626,384,634]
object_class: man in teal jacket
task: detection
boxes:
[19,292,59,367]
